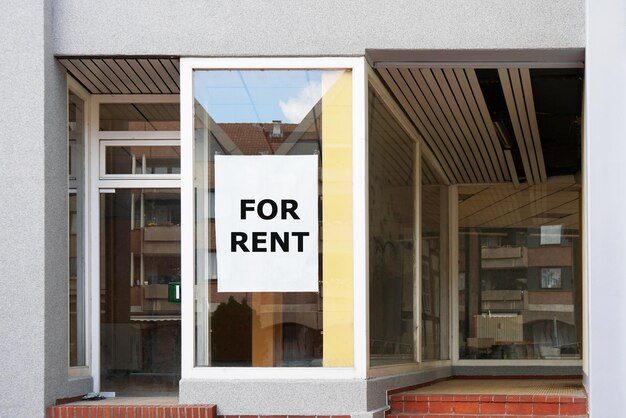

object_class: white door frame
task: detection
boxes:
[88,93,181,392]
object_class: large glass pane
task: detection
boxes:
[69,91,86,367]
[368,85,416,366]
[105,145,180,175]
[421,162,450,361]
[100,188,181,395]
[193,69,352,367]
[458,182,581,360]
[100,103,180,131]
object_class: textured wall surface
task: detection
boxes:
[180,379,368,415]
[0,1,48,416]
[52,0,584,57]
[0,1,91,417]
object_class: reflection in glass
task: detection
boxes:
[100,189,181,395]
[421,173,449,361]
[458,182,581,360]
[69,91,86,367]
[193,69,351,367]
[105,145,180,175]
[368,85,416,366]
[100,103,180,131]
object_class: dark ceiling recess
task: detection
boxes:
[477,68,583,181]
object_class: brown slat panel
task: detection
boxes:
[114,59,151,94]
[498,68,535,184]
[421,68,484,182]
[395,68,468,182]
[151,60,180,93]
[465,69,509,182]
[504,149,520,187]
[138,59,170,94]
[70,59,110,93]
[60,59,102,93]
[432,69,494,182]
[510,69,541,183]
[378,68,457,183]
[520,68,548,181]
[102,59,141,94]
[127,60,161,93]
[161,59,180,89]
[406,68,474,182]
[442,68,502,183]
[80,59,121,94]
[453,69,507,183]
[93,59,132,94]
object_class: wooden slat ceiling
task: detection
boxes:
[458,177,580,229]
[498,68,547,185]
[377,67,513,185]
[59,58,180,94]
[369,88,415,187]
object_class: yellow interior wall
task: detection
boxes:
[322,71,354,367]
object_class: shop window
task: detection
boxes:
[421,161,450,361]
[458,183,582,360]
[100,103,180,131]
[193,69,352,367]
[368,85,417,366]
[68,90,86,367]
[102,142,180,176]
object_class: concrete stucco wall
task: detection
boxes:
[0,1,92,417]
[585,0,626,416]
[0,0,591,416]
[52,0,584,57]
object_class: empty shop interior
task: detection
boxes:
[60,54,585,413]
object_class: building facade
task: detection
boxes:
[0,1,624,417]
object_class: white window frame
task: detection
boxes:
[99,139,181,180]
[180,57,367,380]
[68,76,92,378]
[89,94,181,391]
[365,66,454,378]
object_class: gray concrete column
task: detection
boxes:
[585,0,626,416]
[0,1,91,416]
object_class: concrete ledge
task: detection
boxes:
[179,378,367,415]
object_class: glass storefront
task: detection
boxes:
[368,85,417,366]
[68,91,86,367]
[192,68,353,367]
[100,188,181,395]
[457,182,582,360]
[421,167,450,361]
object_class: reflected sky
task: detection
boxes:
[194,70,343,124]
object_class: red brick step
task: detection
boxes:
[47,404,217,418]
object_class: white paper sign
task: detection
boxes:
[215,155,319,292]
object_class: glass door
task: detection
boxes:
[99,188,181,396]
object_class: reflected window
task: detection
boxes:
[100,189,181,394]
[193,69,352,367]
[421,159,450,361]
[104,144,180,175]
[69,91,86,367]
[100,103,180,131]
[458,182,582,360]
[368,84,417,366]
